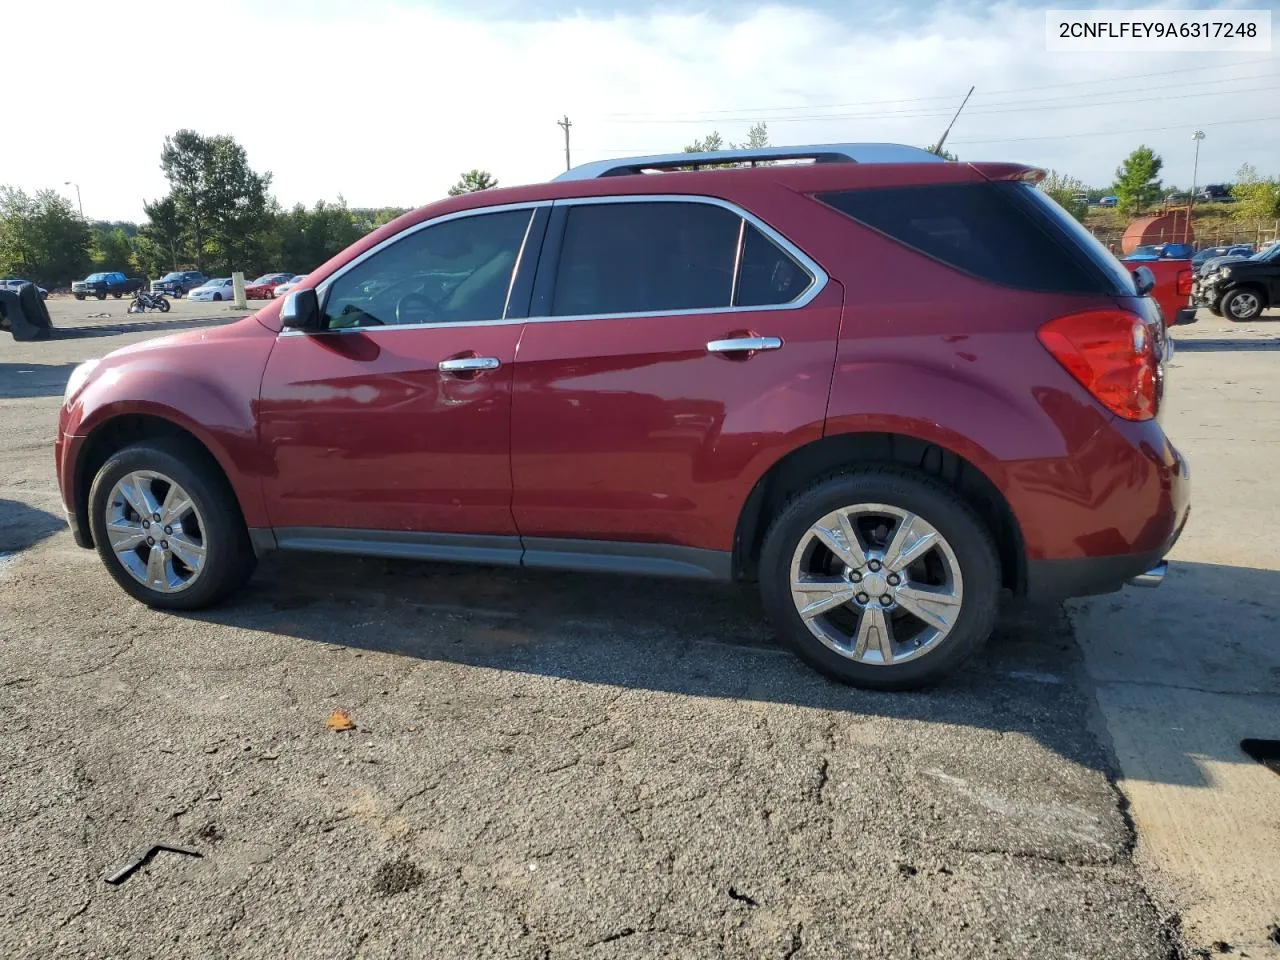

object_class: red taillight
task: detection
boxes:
[1037,309,1159,420]
[1176,269,1193,297]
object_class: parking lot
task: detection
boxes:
[2,297,1277,958]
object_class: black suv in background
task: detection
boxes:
[151,271,207,297]
[1194,243,1280,320]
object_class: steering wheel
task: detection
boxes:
[396,293,435,325]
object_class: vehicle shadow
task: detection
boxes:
[1173,338,1280,352]
[0,499,64,553]
[184,549,1169,782]
[0,362,81,399]
[52,316,243,339]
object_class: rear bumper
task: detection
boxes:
[1023,441,1190,601]
[1172,306,1198,326]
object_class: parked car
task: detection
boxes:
[1197,184,1233,203]
[273,275,308,297]
[1192,245,1254,268]
[54,142,1188,690]
[1192,242,1280,320]
[151,271,207,298]
[1163,192,1191,206]
[71,272,145,300]
[1120,256,1196,328]
[244,273,295,299]
[186,278,236,302]
[0,278,49,300]
[1098,195,1118,207]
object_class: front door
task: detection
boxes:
[510,197,842,568]
[259,205,542,541]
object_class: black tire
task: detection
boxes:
[113,291,123,299]
[158,298,170,313]
[758,467,1001,690]
[96,292,107,300]
[75,294,85,301]
[1220,287,1265,322]
[213,293,222,302]
[87,440,256,610]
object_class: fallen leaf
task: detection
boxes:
[326,709,356,732]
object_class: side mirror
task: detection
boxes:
[1132,265,1156,297]
[280,288,321,331]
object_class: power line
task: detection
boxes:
[597,81,1279,125]
[601,58,1279,119]
[578,112,1280,156]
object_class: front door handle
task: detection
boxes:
[706,336,782,354]
[438,356,501,373]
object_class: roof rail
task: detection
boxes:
[553,143,944,182]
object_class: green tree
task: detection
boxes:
[1039,170,1089,221]
[135,195,187,277]
[0,186,92,286]
[448,170,498,196]
[90,225,136,272]
[159,130,273,273]
[1231,163,1280,232]
[273,198,367,273]
[1113,146,1163,216]
[926,144,959,161]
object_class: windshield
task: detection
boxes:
[250,275,274,284]
[162,272,183,281]
[86,273,107,282]
[1252,245,1280,262]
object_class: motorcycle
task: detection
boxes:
[128,290,170,313]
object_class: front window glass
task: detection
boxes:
[322,210,531,329]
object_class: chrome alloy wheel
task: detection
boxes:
[1227,291,1261,319]
[105,471,207,593]
[788,504,963,666]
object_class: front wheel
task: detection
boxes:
[87,441,257,610]
[113,291,123,299]
[75,294,85,301]
[213,293,222,302]
[759,468,1000,690]
[96,292,107,300]
[1221,288,1264,322]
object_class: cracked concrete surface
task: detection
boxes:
[1,300,1188,958]
[1074,312,1280,959]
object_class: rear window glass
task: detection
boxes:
[818,182,1127,295]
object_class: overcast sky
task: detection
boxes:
[8,0,1277,222]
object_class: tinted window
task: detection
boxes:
[551,201,739,316]
[819,182,1122,295]
[735,224,812,307]
[323,209,531,329]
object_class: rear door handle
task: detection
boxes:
[706,336,782,354]
[438,356,501,373]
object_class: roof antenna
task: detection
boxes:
[932,86,974,157]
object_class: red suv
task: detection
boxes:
[55,143,1189,689]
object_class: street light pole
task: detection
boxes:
[64,181,83,219]
[1187,131,1205,245]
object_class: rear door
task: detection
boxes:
[509,196,843,573]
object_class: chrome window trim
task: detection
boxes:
[280,201,547,338]
[540,194,827,321]
[278,194,829,338]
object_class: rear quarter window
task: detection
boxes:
[818,182,1129,296]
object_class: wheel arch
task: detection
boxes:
[732,431,1026,593]
[73,413,245,550]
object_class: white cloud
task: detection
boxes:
[8,0,1277,221]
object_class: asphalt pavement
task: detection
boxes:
[2,296,1258,959]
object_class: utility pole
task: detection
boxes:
[1187,130,1205,244]
[64,181,83,218]
[557,115,573,171]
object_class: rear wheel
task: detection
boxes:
[1221,288,1264,322]
[88,441,256,610]
[759,468,1000,690]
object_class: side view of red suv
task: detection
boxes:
[55,143,1189,689]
